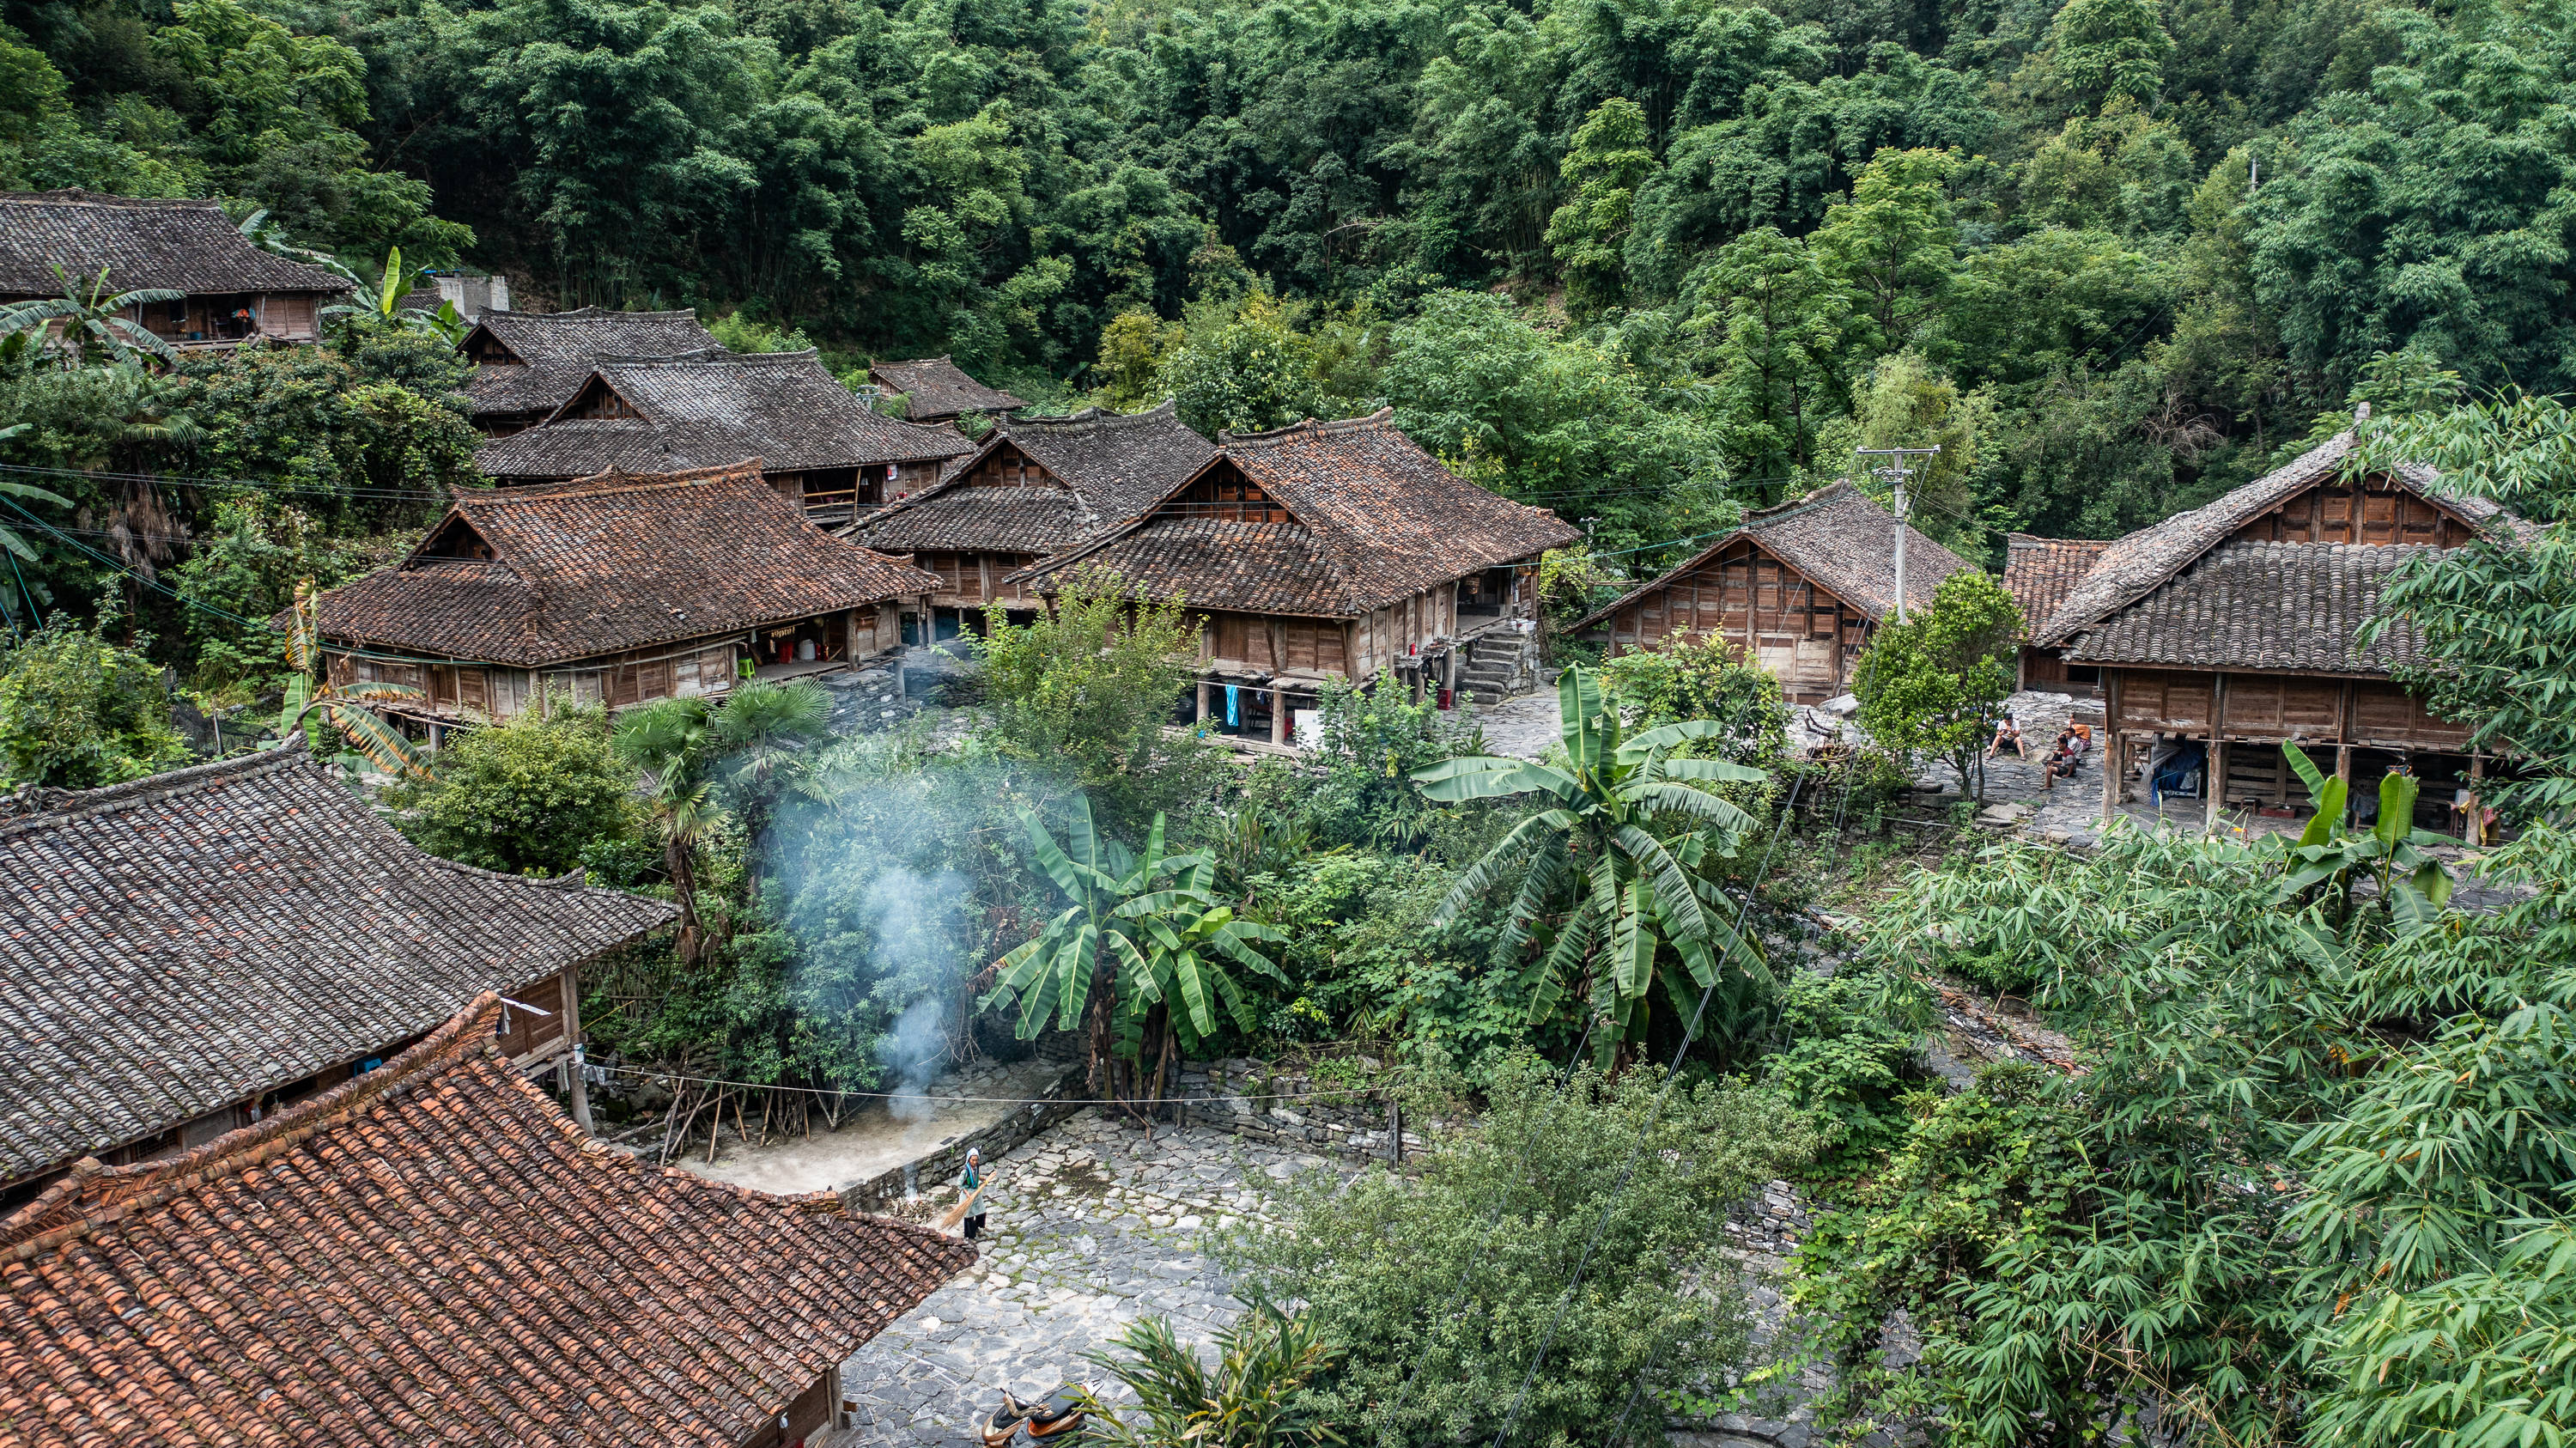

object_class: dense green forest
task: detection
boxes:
[9,0,2575,575]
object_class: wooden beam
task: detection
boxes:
[2206,738,2228,834]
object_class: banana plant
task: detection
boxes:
[273,579,431,780]
[2274,742,2456,934]
[1413,665,1772,1064]
[0,266,185,368]
[982,794,1288,1098]
[322,246,465,343]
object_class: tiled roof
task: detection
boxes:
[869,355,1025,418]
[2064,541,2433,672]
[0,994,974,1447]
[0,190,349,296]
[461,307,721,418]
[2002,534,2111,639]
[2034,426,2525,646]
[477,351,972,481]
[0,744,672,1185]
[307,461,943,666]
[1572,480,1971,633]
[1014,411,1581,617]
[851,401,1213,555]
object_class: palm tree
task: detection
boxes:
[1077,1305,1343,1448]
[985,794,1288,1100]
[0,266,185,368]
[1413,666,1772,1065]
[612,678,832,958]
[275,581,431,779]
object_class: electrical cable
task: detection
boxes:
[1485,757,1819,1448]
[586,1057,1424,1109]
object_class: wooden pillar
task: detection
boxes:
[1194,680,1210,723]
[562,963,593,1135]
[1271,689,1290,747]
[2205,739,2229,834]
[2101,672,2124,821]
[2467,753,2485,846]
[2336,744,2354,824]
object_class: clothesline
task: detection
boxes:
[586,1056,1395,1108]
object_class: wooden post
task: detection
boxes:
[2336,744,2354,825]
[1271,690,1289,747]
[1194,680,1210,723]
[2467,753,2485,846]
[2101,672,2124,821]
[2205,739,2228,834]
[562,963,594,1135]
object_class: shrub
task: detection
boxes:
[0,619,188,788]
[390,702,635,875]
[1217,1051,1813,1445]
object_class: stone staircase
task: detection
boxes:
[1456,630,1539,703]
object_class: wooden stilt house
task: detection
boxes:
[458,306,722,435]
[1570,481,1972,704]
[2030,414,2533,837]
[2002,533,2112,691]
[0,190,349,347]
[1010,411,1580,747]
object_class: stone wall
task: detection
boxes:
[1168,1057,1460,1164]
[836,1057,1091,1213]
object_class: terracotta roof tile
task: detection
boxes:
[306,461,943,666]
[2064,540,2433,672]
[850,401,1213,556]
[0,744,673,1186]
[477,352,971,482]
[868,356,1025,419]
[1573,480,1971,632]
[0,995,972,1447]
[461,307,722,419]
[2002,534,2111,638]
[0,190,349,296]
[1014,410,1580,617]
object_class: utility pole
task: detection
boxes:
[1856,446,1941,622]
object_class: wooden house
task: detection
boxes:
[0,189,347,347]
[2002,533,2112,691]
[1012,410,1579,746]
[0,741,672,1198]
[476,350,972,520]
[869,353,1026,423]
[301,461,940,735]
[0,995,971,1447]
[1571,481,1971,704]
[459,306,720,435]
[2031,417,2531,835]
[848,400,1214,640]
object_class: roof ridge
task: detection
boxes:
[0,995,510,1257]
[1219,406,1396,447]
[0,737,312,835]
[1007,399,1183,435]
[0,189,224,211]
[467,461,768,502]
[489,307,702,322]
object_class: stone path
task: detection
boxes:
[1476,687,1565,761]
[833,1110,1346,1445]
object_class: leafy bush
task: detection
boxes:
[0,619,188,787]
[975,566,1224,830]
[1298,671,1481,848]
[1758,970,1923,1169]
[1852,569,2020,797]
[1218,1051,1813,1445]
[390,702,635,875]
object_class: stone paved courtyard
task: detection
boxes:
[832,1110,1346,1445]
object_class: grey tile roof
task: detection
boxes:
[869,355,1025,419]
[0,743,673,1184]
[461,307,721,418]
[1572,480,1971,633]
[0,190,349,296]
[1012,410,1581,618]
[849,401,1213,555]
[2064,541,2433,672]
[477,351,972,482]
[2034,427,2525,646]
[307,461,943,666]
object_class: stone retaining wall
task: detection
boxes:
[1169,1057,1460,1164]
[836,1058,1091,1213]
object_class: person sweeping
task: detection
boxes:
[945,1147,999,1242]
